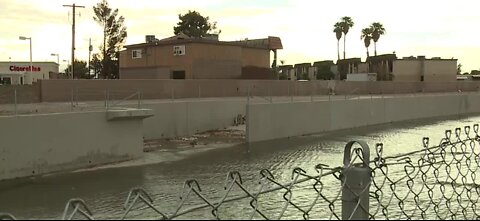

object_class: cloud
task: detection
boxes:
[0,0,479,72]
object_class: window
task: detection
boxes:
[0,77,11,85]
[173,45,186,56]
[132,49,142,59]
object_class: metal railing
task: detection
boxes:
[3,124,480,220]
[106,90,143,110]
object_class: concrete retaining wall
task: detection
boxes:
[0,110,149,181]
[247,93,480,142]
[143,100,246,139]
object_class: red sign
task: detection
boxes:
[9,65,41,72]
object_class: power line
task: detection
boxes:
[63,3,85,79]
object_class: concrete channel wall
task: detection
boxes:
[246,93,480,143]
[142,100,246,139]
[0,109,152,181]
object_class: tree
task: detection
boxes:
[93,0,127,79]
[333,22,343,61]
[457,63,463,75]
[173,10,221,38]
[370,22,386,56]
[65,60,90,79]
[339,16,354,59]
[316,65,335,80]
[361,27,373,58]
[90,53,103,78]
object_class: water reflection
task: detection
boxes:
[0,115,478,219]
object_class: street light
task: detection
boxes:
[62,59,72,78]
[51,53,60,75]
[19,36,32,85]
[51,53,59,65]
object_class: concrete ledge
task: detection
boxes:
[106,108,154,121]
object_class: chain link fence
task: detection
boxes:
[1,124,480,220]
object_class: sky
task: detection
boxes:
[0,0,479,72]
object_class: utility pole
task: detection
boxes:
[88,38,92,78]
[63,3,85,80]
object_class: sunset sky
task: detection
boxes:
[1,0,479,72]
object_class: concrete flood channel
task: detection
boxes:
[1,114,479,219]
[1,92,480,219]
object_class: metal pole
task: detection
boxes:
[71,88,74,110]
[88,38,92,78]
[14,88,17,115]
[63,3,85,80]
[137,91,141,109]
[247,87,250,104]
[75,87,79,106]
[72,4,75,79]
[291,85,293,103]
[269,87,272,103]
[106,89,109,110]
[29,38,32,84]
[342,141,371,220]
[311,87,314,102]
[104,89,107,108]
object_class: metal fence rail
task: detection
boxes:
[2,124,480,220]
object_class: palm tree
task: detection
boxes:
[370,22,386,56]
[333,22,343,61]
[340,16,354,59]
[361,27,373,58]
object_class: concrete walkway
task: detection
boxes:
[0,91,471,116]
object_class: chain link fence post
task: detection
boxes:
[341,141,371,220]
[70,88,74,111]
[14,88,17,116]
[137,91,141,109]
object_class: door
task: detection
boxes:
[172,71,186,79]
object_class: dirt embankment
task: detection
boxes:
[143,125,246,152]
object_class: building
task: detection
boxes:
[366,54,397,81]
[336,58,363,80]
[0,62,58,85]
[366,54,457,82]
[312,60,337,80]
[119,34,283,80]
[347,73,377,81]
[338,54,458,82]
[293,63,312,80]
[278,65,294,80]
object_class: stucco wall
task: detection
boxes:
[424,60,457,82]
[120,67,171,79]
[247,93,480,142]
[393,60,422,81]
[242,47,270,68]
[0,84,41,104]
[392,59,457,82]
[0,111,146,181]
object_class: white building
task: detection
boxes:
[0,62,58,85]
[347,73,377,81]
